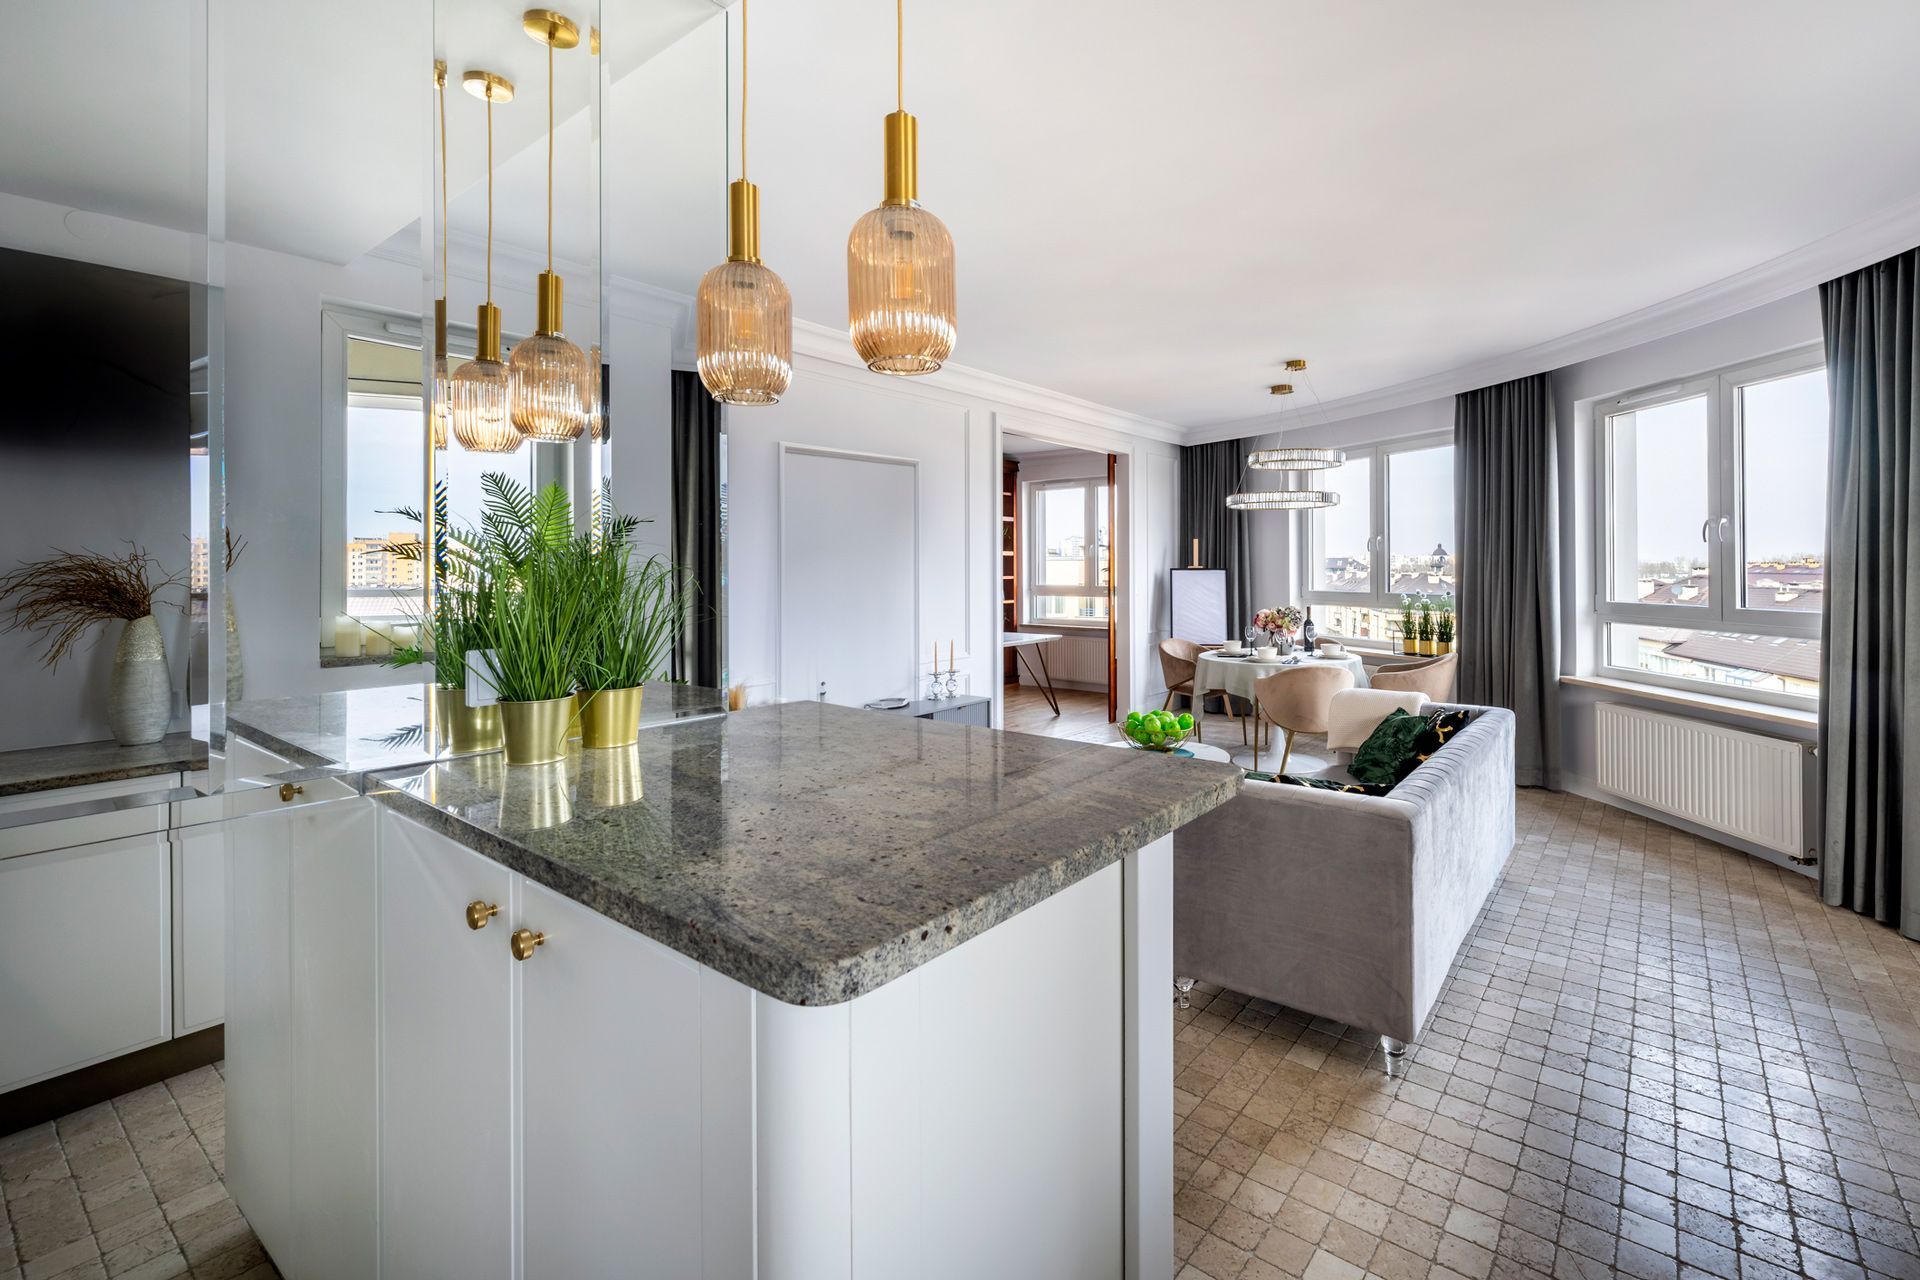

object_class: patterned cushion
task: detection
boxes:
[1394,708,1472,782]
[1274,774,1394,797]
[1349,708,1429,785]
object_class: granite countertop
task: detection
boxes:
[0,733,208,798]
[227,682,729,773]
[365,701,1241,1007]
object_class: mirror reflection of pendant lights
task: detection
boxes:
[509,9,592,442]
[430,61,450,451]
[1227,360,1342,511]
[695,0,793,406]
[846,0,955,376]
[586,343,604,439]
[450,70,521,454]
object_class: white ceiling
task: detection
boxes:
[10,0,1920,430]
[733,0,1920,427]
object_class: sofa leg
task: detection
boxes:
[1174,976,1195,1010]
[1380,1036,1407,1061]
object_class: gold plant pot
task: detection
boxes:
[498,759,574,830]
[1436,641,1453,655]
[568,691,584,741]
[430,684,503,755]
[578,686,644,749]
[589,743,644,808]
[498,695,577,766]
[1418,639,1435,656]
[1402,637,1418,655]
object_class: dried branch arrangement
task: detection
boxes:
[0,545,184,669]
[224,529,248,573]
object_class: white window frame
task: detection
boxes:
[1297,431,1456,643]
[1022,475,1109,629]
[1592,345,1825,708]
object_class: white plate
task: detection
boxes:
[1244,656,1293,665]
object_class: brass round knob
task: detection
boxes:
[465,901,499,930]
[510,928,546,961]
[278,782,305,802]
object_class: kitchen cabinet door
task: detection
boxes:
[519,878,709,1278]
[224,809,294,1263]
[378,810,515,1280]
[0,832,171,1092]
[172,824,225,1035]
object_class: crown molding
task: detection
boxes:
[1181,194,1920,445]
[788,318,1187,445]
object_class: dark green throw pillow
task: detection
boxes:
[1394,708,1473,782]
[1350,708,1429,785]
[1274,774,1393,797]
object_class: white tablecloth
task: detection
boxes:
[1195,651,1370,704]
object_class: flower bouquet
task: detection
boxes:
[1252,605,1303,644]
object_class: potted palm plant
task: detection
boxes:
[1434,605,1455,655]
[1397,595,1419,656]
[475,482,601,766]
[1416,597,1436,655]
[387,485,503,754]
[576,547,694,749]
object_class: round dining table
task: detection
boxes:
[1195,649,1370,707]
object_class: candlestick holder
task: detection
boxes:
[943,669,959,699]
[926,673,947,701]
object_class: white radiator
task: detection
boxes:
[1594,702,1805,855]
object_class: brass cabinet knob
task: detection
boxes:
[509,928,547,961]
[465,901,500,930]
[278,782,305,802]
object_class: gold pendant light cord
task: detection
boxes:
[485,92,494,304]
[546,38,554,272]
[740,0,748,181]
[438,75,447,292]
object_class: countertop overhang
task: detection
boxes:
[363,702,1241,1006]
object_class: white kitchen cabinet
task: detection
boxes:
[171,825,226,1034]
[0,832,172,1092]
[518,878,708,1279]
[224,797,379,1280]
[377,810,515,1280]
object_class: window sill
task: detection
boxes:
[1559,674,1817,730]
[1019,621,1107,633]
[319,649,393,669]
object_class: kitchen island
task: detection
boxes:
[221,691,1240,1279]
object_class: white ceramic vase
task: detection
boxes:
[108,615,171,746]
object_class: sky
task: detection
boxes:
[1618,368,1827,565]
[347,405,533,539]
[1314,444,1455,568]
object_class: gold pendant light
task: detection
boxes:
[450,70,521,453]
[695,0,792,406]
[430,62,450,451]
[509,9,592,442]
[846,0,955,376]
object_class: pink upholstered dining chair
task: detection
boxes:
[1251,664,1356,775]
[1371,652,1457,702]
[1159,638,1206,742]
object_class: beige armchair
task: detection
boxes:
[1372,653,1458,702]
[1159,638,1214,743]
[1252,664,1355,774]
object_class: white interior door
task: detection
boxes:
[779,447,918,707]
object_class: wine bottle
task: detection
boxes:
[1301,606,1317,654]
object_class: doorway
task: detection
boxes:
[999,432,1119,742]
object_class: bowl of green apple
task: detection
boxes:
[1119,708,1196,753]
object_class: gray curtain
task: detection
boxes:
[1454,373,1560,788]
[671,371,723,691]
[1178,439,1254,635]
[1819,249,1920,937]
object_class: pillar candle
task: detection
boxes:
[362,628,392,659]
[332,615,362,657]
[949,641,955,673]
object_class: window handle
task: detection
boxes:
[1700,519,1711,543]
[1718,517,1732,543]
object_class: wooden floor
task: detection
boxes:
[1000,684,1335,773]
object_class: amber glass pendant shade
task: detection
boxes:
[509,273,590,441]
[585,343,604,439]
[698,179,792,405]
[451,303,521,453]
[847,190,955,376]
[431,352,452,450]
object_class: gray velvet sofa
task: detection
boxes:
[1172,704,1515,1056]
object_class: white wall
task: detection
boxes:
[1248,291,1825,867]
[725,323,1184,724]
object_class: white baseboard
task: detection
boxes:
[1557,775,1816,879]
